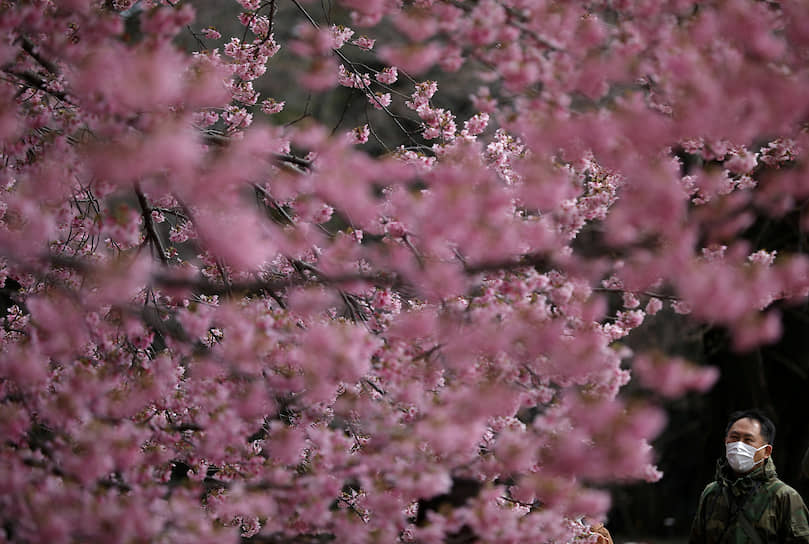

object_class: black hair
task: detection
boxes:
[725,409,776,445]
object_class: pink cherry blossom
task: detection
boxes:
[633,353,720,399]
[352,36,376,51]
[375,66,398,85]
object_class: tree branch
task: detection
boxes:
[2,68,68,102]
[136,187,170,266]
[19,36,59,75]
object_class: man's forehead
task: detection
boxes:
[728,417,763,437]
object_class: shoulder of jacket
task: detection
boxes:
[701,481,720,499]
[769,479,801,498]
[762,476,785,490]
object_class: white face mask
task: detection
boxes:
[726,441,769,473]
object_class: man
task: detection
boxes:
[689,409,809,543]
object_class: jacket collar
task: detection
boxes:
[715,456,777,497]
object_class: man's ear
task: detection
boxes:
[764,444,773,458]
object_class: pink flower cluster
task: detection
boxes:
[633,353,720,399]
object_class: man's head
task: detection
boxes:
[724,409,774,473]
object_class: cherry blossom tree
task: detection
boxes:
[1,0,808,542]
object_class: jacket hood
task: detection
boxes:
[715,456,778,498]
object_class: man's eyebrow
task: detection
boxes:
[730,431,756,438]
[729,431,756,438]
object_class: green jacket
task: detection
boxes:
[689,457,809,544]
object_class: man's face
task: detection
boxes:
[726,417,772,470]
